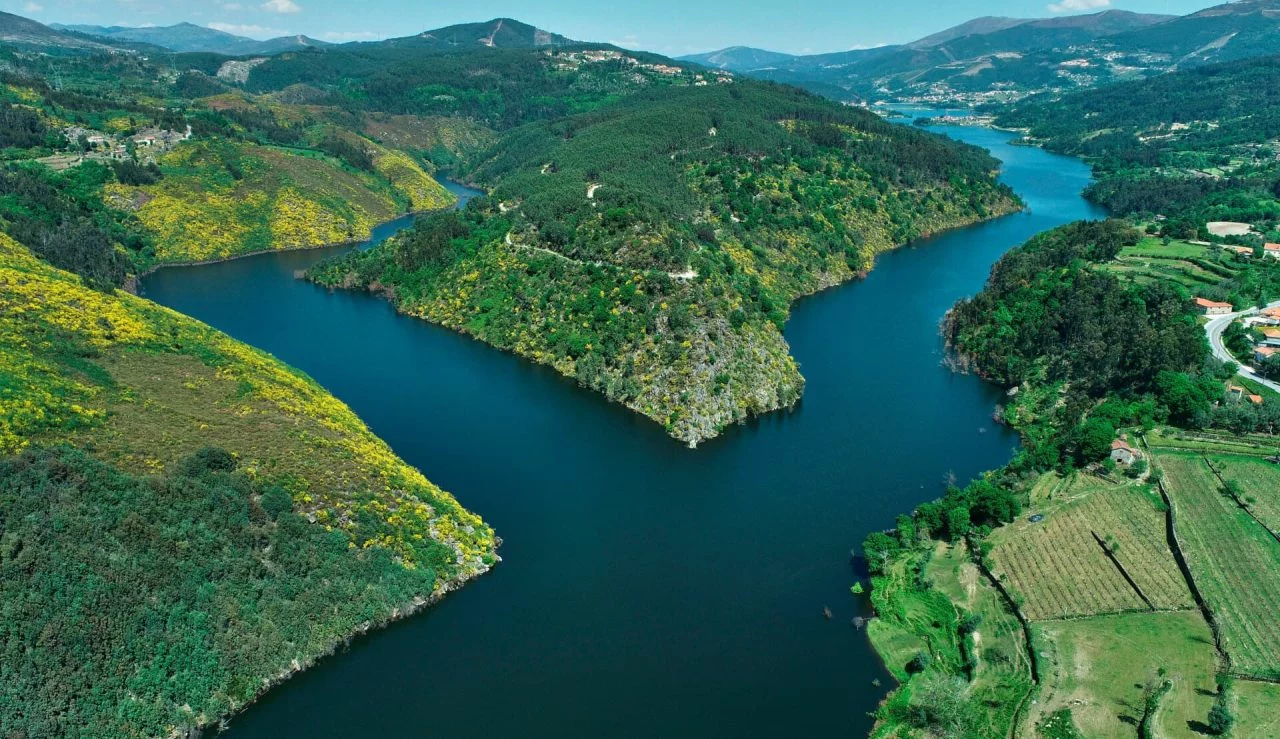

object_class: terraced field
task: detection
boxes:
[1146,427,1280,458]
[925,543,1032,738]
[989,475,1192,620]
[1101,237,1242,289]
[1157,452,1280,680]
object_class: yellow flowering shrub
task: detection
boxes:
[0,232,495,572]
[110,140,423,267]
[371,146,454,211]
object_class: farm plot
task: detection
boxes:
[1208,454,1280,537]
[1147,427,1280,457]
[1157,452,1280,680]
[989,476,1192,620]
[1236,680,1280,739]
[1028,611,1218,739]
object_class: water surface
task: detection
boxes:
[143,130,1102,737]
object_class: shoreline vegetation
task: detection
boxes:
[129,198,460,284]
[862,65,1280,731]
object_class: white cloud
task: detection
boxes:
[1047,0,1111,13]
[222,2,243,9]
[208,22,287,38]
[23,1,43,12]
[321,30,377,40]
[261,0,301,13]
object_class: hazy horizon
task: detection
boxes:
[4,0,1218,56]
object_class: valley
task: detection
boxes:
[4,3,1280,737]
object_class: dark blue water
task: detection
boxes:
[143,132,1102,737]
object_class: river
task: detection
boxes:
[141,124,1103,737]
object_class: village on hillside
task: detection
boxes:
[35,123,191,171]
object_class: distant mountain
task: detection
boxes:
[678,46,796,72]
[376,18,572,50]
[53,22,329,55]
[680,4,1280,104]
[906,16,1031,49]
[1103,0,1280,66]
[0,11,124,51]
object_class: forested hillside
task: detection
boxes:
[0,231,496,736]
[309,80,1017,444]
[997,54,1280,239]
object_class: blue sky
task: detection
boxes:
[7,0,1217,55]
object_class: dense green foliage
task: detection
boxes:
[998,54,1280,237]
[311,81,1016,443]
[244,46,686,128]
[0,445,444,737]
[946,220,1208,468]
[0,102,54,150]
[0,163,143,288]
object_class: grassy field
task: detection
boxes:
[867,545,965,682]
[1235,680,1280,738]
[1157,452,1280,680]
[1206,453,1280,536]
[1202,454,1280,533]
[926,543,1033,738]
[1028,611,1218,739]
[988,474,1193,620]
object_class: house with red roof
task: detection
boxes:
[1195,297,1233,315]
[1110,438,1139,466]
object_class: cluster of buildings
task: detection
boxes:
[1228,384,1265,406]
[547,49,733,85]
[1246,306,1280,366]
[59,124,191,164]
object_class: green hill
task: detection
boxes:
[0,231,496,736]
[53,22,330,55]
[308,81,1018,444]
[996,53,1280,235]
[376,17,573,50]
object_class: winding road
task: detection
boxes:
[1204,300,1280,394]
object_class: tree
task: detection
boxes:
[863,532,901,575]
[906,652,933,674]
[1207,702,1234,735]
[1074,418,1117,465]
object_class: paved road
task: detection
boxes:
[1204,300,1280,394]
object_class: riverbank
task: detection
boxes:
[138,127,1097,738]
[309,194,1022,448]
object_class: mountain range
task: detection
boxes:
[680,1,1280,103]
[19,17,568,57]
[51,21,330,56]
